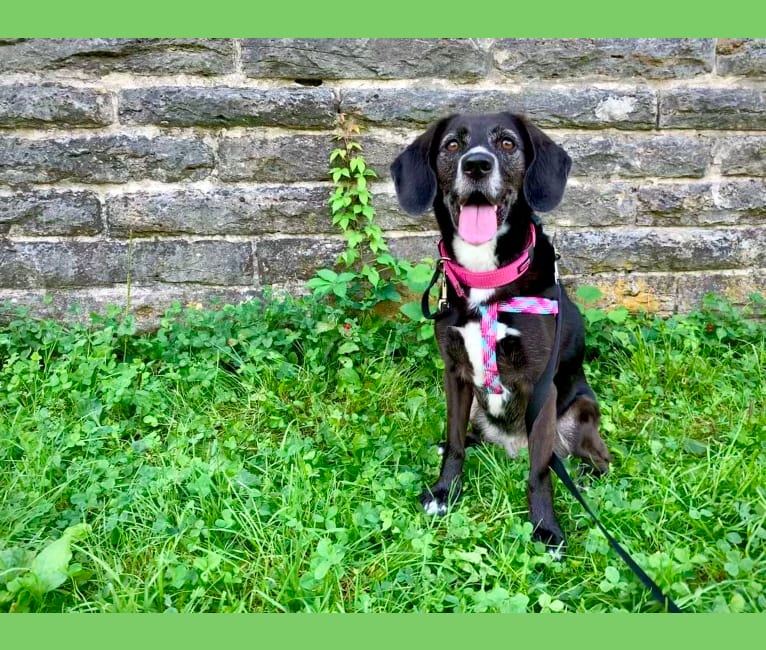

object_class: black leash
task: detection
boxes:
[548,454,682,613]
[524,259,683,613]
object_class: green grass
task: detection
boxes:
[0,291,764,613]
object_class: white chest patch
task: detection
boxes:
[455,320,521,418]
[451,223,511,310]
[471,402,528,458]
[496,322,522,341]
[468,288,495,309]
[456,321,485,388]
[452,236,498,272]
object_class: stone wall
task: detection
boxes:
[0,38,764,320]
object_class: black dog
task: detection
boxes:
[391,112,611,548]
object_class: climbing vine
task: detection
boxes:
[307,114,432,320]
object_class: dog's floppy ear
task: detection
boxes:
[518,119,572,213]
[390,117,452,216]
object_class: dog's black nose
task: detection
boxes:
[461,151,494,179]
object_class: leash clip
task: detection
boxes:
[436,257,450,313]
[421,257,452,320]
[551,232,561,285]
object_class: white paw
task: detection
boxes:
[547,544,565,561]
[423,498,448,516]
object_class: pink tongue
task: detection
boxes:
[458,204,498,245]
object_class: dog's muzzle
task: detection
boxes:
[461,151,495,180]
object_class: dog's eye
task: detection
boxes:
[445,139,460,152]
[500,138,516,152]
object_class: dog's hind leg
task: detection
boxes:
[555,379,611,475]
[421,372,473,516]
[527,384,565,549]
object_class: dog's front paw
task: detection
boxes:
[420,482,461,516]
[531,521,566,554]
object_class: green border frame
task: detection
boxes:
[2,612,765,647]
[2,0,765,36]
[2,2,766,646]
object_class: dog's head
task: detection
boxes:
[391,113,571,246]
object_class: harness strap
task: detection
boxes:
[421,221,540,320]
[481,298,559,394]
[524,281,564,434]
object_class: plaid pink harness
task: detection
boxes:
[479,298,558,394]
[437,222,559,394]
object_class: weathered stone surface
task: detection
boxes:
[560,133,711,178]
[0,240,129,288]
[551,182,638,227]
[0,135,213,185]
[674,269,766,312]
[107,187,332,236]
[560,269,766,314]
[131,240,254,285]
[357,131,411,180]
[659,88,766,130]
[119,87,336,128]
[557,227,765,275]
[0,285,264,329]
[493,39,714,79]
[242,38,489,80]
[255,237,345,284]
[340,86,657,129]
[0,191,102,235]
[218,133,333,182]
[0,38,763,319]
[562,272,678,314]
[0,39,233,75]
[0,84,113,128]
[0,239,253,288]
[373,189,445,232]
[636,183,716,226]
[636,180,766,226]
[714,179,766,213]
[716,39,766,77]
[387,234,440,263]
[715,136,766,176]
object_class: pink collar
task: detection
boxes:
[438,222,536,299]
